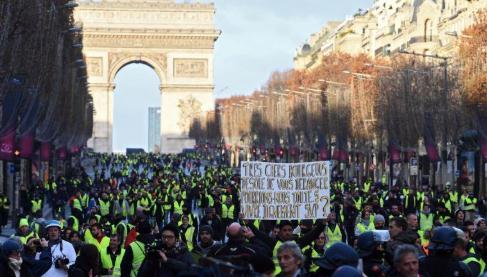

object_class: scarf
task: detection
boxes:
[8,257,23,272]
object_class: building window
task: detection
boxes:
[424,19,433,42]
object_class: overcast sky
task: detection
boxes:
[113,0,374,151]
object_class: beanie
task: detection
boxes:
[2,238,22,256]
[199,225,213,236]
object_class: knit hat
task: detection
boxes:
[374,214,385,224]
[1,239,22,256]
[199,225,213,236]
[19,218,29,228]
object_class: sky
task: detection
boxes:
[113,0,375,152]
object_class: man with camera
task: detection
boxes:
[137,224,194,277]
[42,220,77,277]
[22,236,52,276]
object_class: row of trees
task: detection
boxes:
[0,0,93,161]
[190,10,486,186]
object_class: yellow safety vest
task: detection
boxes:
[419,213,433,231]
[303,245,324,272]
[99,200,111,216]
[463,255,485,274]
[100,247,125,277]
[31,199,42,213]
[173,200,184,215]
[81,194,89,208]
[183,226,195,251]
[69,216,79,232]
[13,231,36,245]
[121,200,129,217]
[363,182,371,193]
[0,197,9,209]
[357,220,375,235]
[129,241,145,277]
[138,198,150,208]
[208,195,214,207]
[221,204,235,219]
[325,224,342,247]
[463,196,477,211]
[163,195,172,210]
[72,198,82,211]
[91,236,110,254]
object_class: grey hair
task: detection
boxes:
[393,244,419,265]
[277,241,305,264]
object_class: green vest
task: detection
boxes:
[99,199,111,216]
[325,224,342,247]
[183,226,195,251]
[173,200,184,214]
[0,197,9,209]
[419,213,433,231]
[208,195,214,207]
[357,220,375,235]
[463,255,485,274]
[163,195,172,210]
[72,198,82,211]
[363,181,371,193]
[92,236,111,254]
[221,204,235,219]
[69,216,79,232]
[303,245,323,272]
[31,199,42,213]
[463,196,477,211]
[16,231,36,245]
[101,247,125,277]
[129,241,145,277]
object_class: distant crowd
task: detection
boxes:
[1,152,487,277]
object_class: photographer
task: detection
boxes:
[42,220,77,277]
[23,237,52,277]
[137,224,194,277]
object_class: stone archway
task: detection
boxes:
[74,0,220,153]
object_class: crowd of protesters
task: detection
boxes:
[1,152,487,277]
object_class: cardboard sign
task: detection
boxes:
[240,161,331,220]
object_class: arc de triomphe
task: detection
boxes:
[74,0,220,153]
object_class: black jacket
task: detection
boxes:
[136,244,194,277]
[22,247,52,277]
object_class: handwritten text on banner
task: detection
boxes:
[240,161,331,220]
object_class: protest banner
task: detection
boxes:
[240,161,330,220]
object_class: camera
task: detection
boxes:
[33,240,41,247]
[145,239,166,260]
[54,257,70,268]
